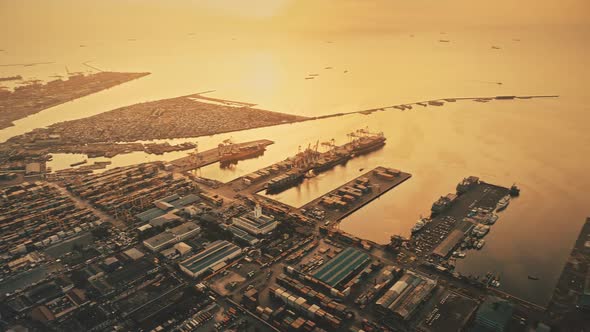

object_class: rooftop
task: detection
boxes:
[179,240,241,276]
[474,296,514,330]
[312,247,370,287]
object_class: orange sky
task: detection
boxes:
[1,0,588,43]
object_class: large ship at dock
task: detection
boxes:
[264,129,386,194]
[312,152,350,174]
[345,129,386,157]
[266,171,305,193]
[218,140,266,164]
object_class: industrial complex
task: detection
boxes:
[0,128,587,332]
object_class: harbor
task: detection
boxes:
[0,124,585,331]
[408,176,515,265]
[0,9,588,329]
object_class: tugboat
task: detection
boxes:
[510,183,520,197]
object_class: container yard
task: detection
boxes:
[59,162,198,225]
[300,166,411,224]
[0,182,103,270]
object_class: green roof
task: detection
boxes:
[312,247,370,287]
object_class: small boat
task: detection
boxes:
[453,251,466,258]
[486,214,499,225]
[491,46,501,50]
[496,196,510,211]
[476,240,485,249]
[359,168,364,172]
[528,275,540,281]
[411,217,430,234]
[439,39,450,43]
[305,77,315,80]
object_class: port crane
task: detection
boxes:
[292,141,320,169]
[188,142,204,175]
[218,138,235,155]
[320,139,336,155]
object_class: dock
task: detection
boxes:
[301,167,412,223]
[170,139,274,172]
[545,217,590,328]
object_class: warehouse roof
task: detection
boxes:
[180,240,241,275]
[312,247,370,287]
[223,224,259,245]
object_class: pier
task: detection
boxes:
[170,139,274,172]
[301,167,412,223]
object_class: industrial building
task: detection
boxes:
[312,247,370,288]
[142,221,200,251]
[179,240,242,278]
[221,224,260,245]
[433,220,474,258]
[232,205,277,236]
[136,193,200,226]
[160,242,192,259]
[473,296,514,332]
[376,270,437,321]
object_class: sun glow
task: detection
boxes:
[201,0,291,19]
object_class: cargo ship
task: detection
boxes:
[456,176,479,194]
[431,193,457,215]
[347,134,386,157]
[312,153,350,174]
[219,143,266,164]
[266,171,305,193]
